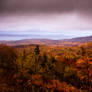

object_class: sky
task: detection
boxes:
[0,0,92,40]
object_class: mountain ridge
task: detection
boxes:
[0,35,92,46]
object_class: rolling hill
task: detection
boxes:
[0,36,92,46]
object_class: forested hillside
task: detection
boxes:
[0,42,92,92]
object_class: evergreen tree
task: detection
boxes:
[34,45,40,55]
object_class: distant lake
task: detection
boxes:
[0,31,71,40]
[0,34,69,40]
[0,30,92,41]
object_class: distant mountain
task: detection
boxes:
[0,36,92,46]
[66,36,92,42]
[0,39,60,46]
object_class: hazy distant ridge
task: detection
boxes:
[0,36,92,46]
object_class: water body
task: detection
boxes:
[0,30,92,41]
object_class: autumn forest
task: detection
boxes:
[0,41,92,92]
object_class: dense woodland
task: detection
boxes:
[0,43,92,92]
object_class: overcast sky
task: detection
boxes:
[0,0,92,40]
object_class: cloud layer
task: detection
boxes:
[0,0,92,13]
[0,0,92,40]
[0,13,92,31]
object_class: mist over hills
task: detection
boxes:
[66,36,92,42]
[0,35,92,46]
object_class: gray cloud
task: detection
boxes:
[0,0,92,13]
